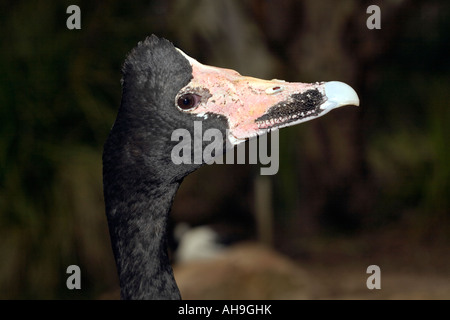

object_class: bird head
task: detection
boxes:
[106,35,359,183]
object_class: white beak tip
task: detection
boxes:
[323,81,360,109]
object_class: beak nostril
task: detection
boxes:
[265,86,284,95]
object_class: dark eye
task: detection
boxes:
[177,93,200,110]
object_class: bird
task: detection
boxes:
[102,35,359,300]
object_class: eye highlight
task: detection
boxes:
[177,93,201,110]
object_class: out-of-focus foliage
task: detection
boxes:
[365,3,450,234]
[0,0,448,298]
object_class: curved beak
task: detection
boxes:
[322,81,360,110]
[176,49,360,145]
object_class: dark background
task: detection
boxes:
[0,0,449,299]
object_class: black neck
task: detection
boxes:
[104,171,182,299]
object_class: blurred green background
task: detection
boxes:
[0,0,449,299]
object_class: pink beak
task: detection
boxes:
[175,48,360,145]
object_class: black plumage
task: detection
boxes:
[103,35,359,300]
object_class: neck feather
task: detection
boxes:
[105,177,181,299]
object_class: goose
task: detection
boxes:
[102,35,359,299]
